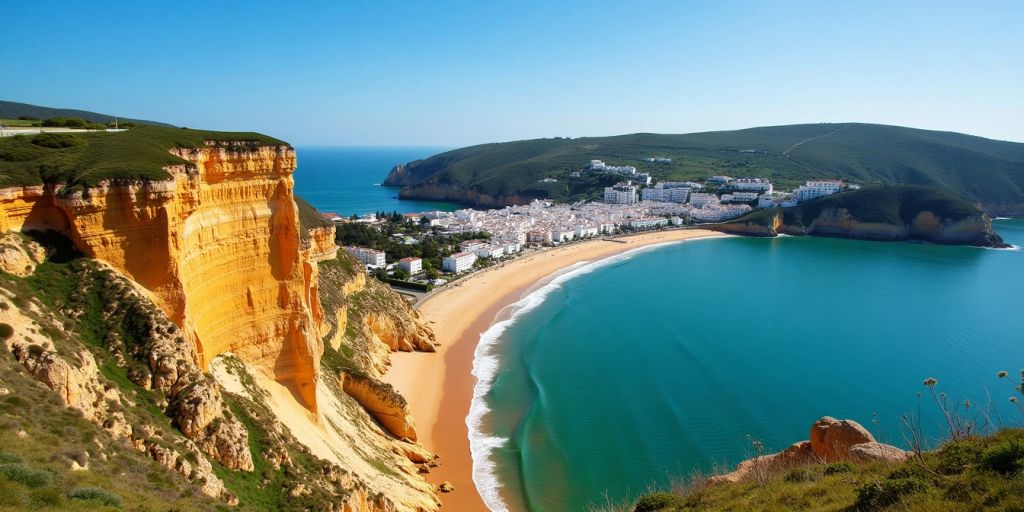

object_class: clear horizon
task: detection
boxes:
[5,1,1022,146]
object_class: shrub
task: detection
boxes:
[824,461,855,475]
[855,477,926,509]
[68,486,123,507]
[0,462,55,488]
[0,323,13,340]
[784,467,813,482]
[980,438,1024,475]
[30,133,82,149]
[0,453,20,464]
[634,492,682,511]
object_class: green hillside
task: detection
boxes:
[628,428,1024,512]
[0,100,172,127]
[0,126,287,189]
[730,186,984,228]
[385,123,1024,206]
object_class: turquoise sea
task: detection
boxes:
[473,219,1024,511]
[293,147,458,216]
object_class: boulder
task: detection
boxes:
[439,481,455,493]
[810,416,875,461]
[0,233,47,277]
[849,442,910,463]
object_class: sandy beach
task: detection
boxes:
[385,228,725,511]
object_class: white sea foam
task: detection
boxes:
[993,217,1012,220]
[467,235,729,511]
[983,244,1021,251]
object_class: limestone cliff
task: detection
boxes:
[0,134,441,511]
[0,143,322,412]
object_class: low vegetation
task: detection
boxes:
[0,125,287,189]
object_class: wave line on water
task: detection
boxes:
[467,235,730,511]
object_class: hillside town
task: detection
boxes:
[335,163,847,288]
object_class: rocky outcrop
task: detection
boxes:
[712,206,1006,247]
[809,416,875,461]
[170,377,254,471]
[363,311,436,353]
[710,416,909,484]
[341,372,418,441]
[0,233,47,276]
[849,441,912,463]
[7,339,235,503]
[382,163,409,187]
[9,343,112,422]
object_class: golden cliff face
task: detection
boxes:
[0,144,324,412]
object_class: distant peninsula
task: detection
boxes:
[710,186,1007,247]
[383,123,1024,216]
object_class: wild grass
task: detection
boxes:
[0,125,287,188]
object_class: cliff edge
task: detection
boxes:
[0,127,441,511]
[710,186,1007,247]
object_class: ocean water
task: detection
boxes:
[293,146,458,216]
[474,219,1024,511]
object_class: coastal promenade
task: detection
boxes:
[385,228,725,510]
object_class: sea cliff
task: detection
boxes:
[711,186,1007,247]
[0,131,441,511]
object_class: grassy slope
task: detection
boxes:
[0,245,223,511]
[390,123,1024,204]
[631,429,1024,512]
[0,100,173,127]
[727,186,984,228]
[0,126,287,189]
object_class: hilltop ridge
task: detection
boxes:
[384,123,1024,215]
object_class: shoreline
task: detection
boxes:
[384,228,727,511]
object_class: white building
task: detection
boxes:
[636,173,652,186]
[442,252,477,273]
[727,178,773,193]
[604,183,639,205]
[642,187,689,203]
[475,245,505,259]
[502,242,523,254]
[721,191,759,203]
[555,230,576,243]
[574,226,599,238]
[626,217,669,229]
[398,257,422,275]
[794,180,843,203]
[708,175,733,185]
[660,181,702,190]
[459,239,487,252]
[588,160,637,175]
[345,246,386,268]
[689,192,719,207]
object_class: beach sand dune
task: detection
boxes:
[385,229,724,511]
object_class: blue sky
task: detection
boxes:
[4,1,1022,146]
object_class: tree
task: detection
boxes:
[393,268,409,280]
[425,266,440,280]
